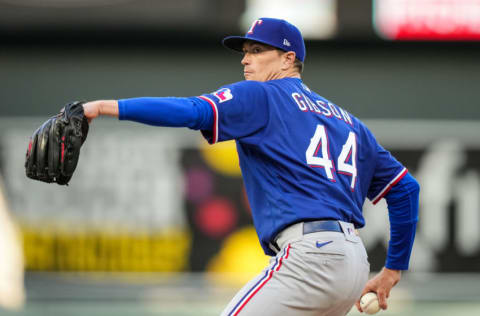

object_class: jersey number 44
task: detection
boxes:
[306,124,357,191]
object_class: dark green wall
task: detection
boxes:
[1,43,478,119]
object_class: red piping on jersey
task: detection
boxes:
[198,96,218,144]
[372,167,408,204]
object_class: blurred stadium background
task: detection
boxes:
[1,0,480,315]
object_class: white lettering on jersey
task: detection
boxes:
[328,102,342,119]
[306,125,358,190]
[292,92,308,112]
[316,100,332,117]
[303,94,321,113]
[306,125,336,181]
[291,93,354,127]
[339,108,353,126]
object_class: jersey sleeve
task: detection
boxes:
[118,97,213,130]
[196,80,269,144]
[384,172,420,270]
[367,138,408,205]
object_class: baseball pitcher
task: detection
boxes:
[28,18,420,316]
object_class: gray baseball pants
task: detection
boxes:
[220,221,370,316]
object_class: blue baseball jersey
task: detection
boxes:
[198,78,407,255]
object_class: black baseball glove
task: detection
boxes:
[25,101,89,185]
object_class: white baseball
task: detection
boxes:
[360,292,380,314]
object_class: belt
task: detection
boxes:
[269,220,358,253]
[303,220,343,234]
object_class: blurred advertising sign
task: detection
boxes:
[374,0,480,40]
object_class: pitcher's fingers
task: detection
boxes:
[376,289,388,310]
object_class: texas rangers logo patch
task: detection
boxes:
[213,88,233,103]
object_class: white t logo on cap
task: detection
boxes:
[247,19,263,34]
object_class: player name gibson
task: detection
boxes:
[291,92,353,127]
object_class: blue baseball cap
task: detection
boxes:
[222,17,306,62]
